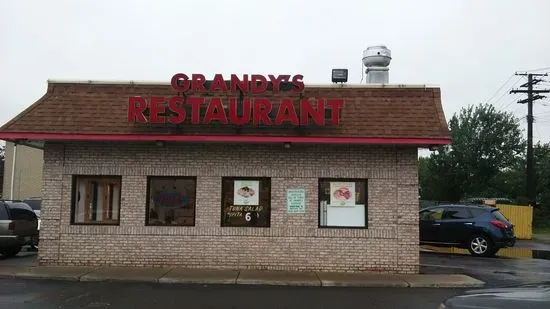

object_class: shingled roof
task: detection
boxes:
[0,80,450,147]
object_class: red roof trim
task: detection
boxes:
[0,132,451,145]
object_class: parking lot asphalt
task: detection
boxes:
[0,277,465,309]
[421,251,550,288]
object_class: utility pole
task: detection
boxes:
[510,72,550,206]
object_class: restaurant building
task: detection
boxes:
[0,73,450,273]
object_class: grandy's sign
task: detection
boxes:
[128,73,344,126]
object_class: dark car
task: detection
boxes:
[0,200,39,257]
[438,286,550,308]
[420,204,516,257]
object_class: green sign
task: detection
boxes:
[286,189,306,213]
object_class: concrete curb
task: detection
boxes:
[0,266,486,288]
[317,272,409,287]
[159,269,239,285]
[236,270,321,286]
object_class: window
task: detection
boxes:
[469,208,487,218]
[0,203,9,220]
[318,179,368,228]
[442,207,472,220]
[72,176,121,225]
[8,203,37,221]
[146,176,196,226]
[420,208,444,221]
[221,177,271,227]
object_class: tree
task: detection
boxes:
[419,103,525,202]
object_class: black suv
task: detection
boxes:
[0,200,39,257]
[419,204,516,257]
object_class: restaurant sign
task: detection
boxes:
[128,73,344,126]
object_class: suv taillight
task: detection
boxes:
[490,220,508,229]
[8,222,15,230]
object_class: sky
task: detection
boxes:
[1,0,550,149]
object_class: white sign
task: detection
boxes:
[286,189,306,213]
[329,182,355,207]
[233,180,260,205]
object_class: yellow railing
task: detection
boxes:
[496,204,533,240]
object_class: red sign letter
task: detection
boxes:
[253,98,272,125]
[171,73,190,92]
[150,97,166,124]
[188,97,205,124]
[327,99,344,125]
[300,98,325,126]
[251,75,268,94]
[230,74,249,93]
[229,98,251,125]
[210,74,228,92]
[203,97,228,124]
[275,99,299,125]
[128,96,148,123]
[191,74,206,91]
[268,74,290,93]
[291,74,305,92]
[168,96,186,124]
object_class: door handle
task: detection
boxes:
[432,223,440,226]
[464,222,473,225]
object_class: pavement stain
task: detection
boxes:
[422,245,550,260]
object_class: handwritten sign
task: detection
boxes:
[286,189,306,213]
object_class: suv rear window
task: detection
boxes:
[469,208,487,218]
[7,203,37,220]
[492,209,509,223]
[0,203,9,220]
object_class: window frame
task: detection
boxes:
[220,176,272,228]
[317,178,369,229]
[145,175,197,227]
[70,175,122,226]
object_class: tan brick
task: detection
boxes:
[39,142,421,273]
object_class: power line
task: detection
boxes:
[493,77,524,108]
[511,104,525,116]
[500,93,523,111]
[483,74,517,105]
[519,66,550,73]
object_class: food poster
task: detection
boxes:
[233,180,260,205]
[329,182,355,207]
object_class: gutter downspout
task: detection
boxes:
[10,143,17,200]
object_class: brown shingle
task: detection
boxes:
[0,81,450,140]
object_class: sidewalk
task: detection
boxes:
[0,265,485,288]
[534,233,550,245]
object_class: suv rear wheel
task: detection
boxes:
[468,235,495,257]
[0,246,22,257]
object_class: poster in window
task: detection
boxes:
[329,181,355,207]
[233,180,260,205]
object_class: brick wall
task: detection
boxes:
[39,142,420,273]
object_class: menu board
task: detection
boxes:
[329,182,355,207]
[233,180,260,205]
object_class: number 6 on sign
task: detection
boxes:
[245,212,251,221]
